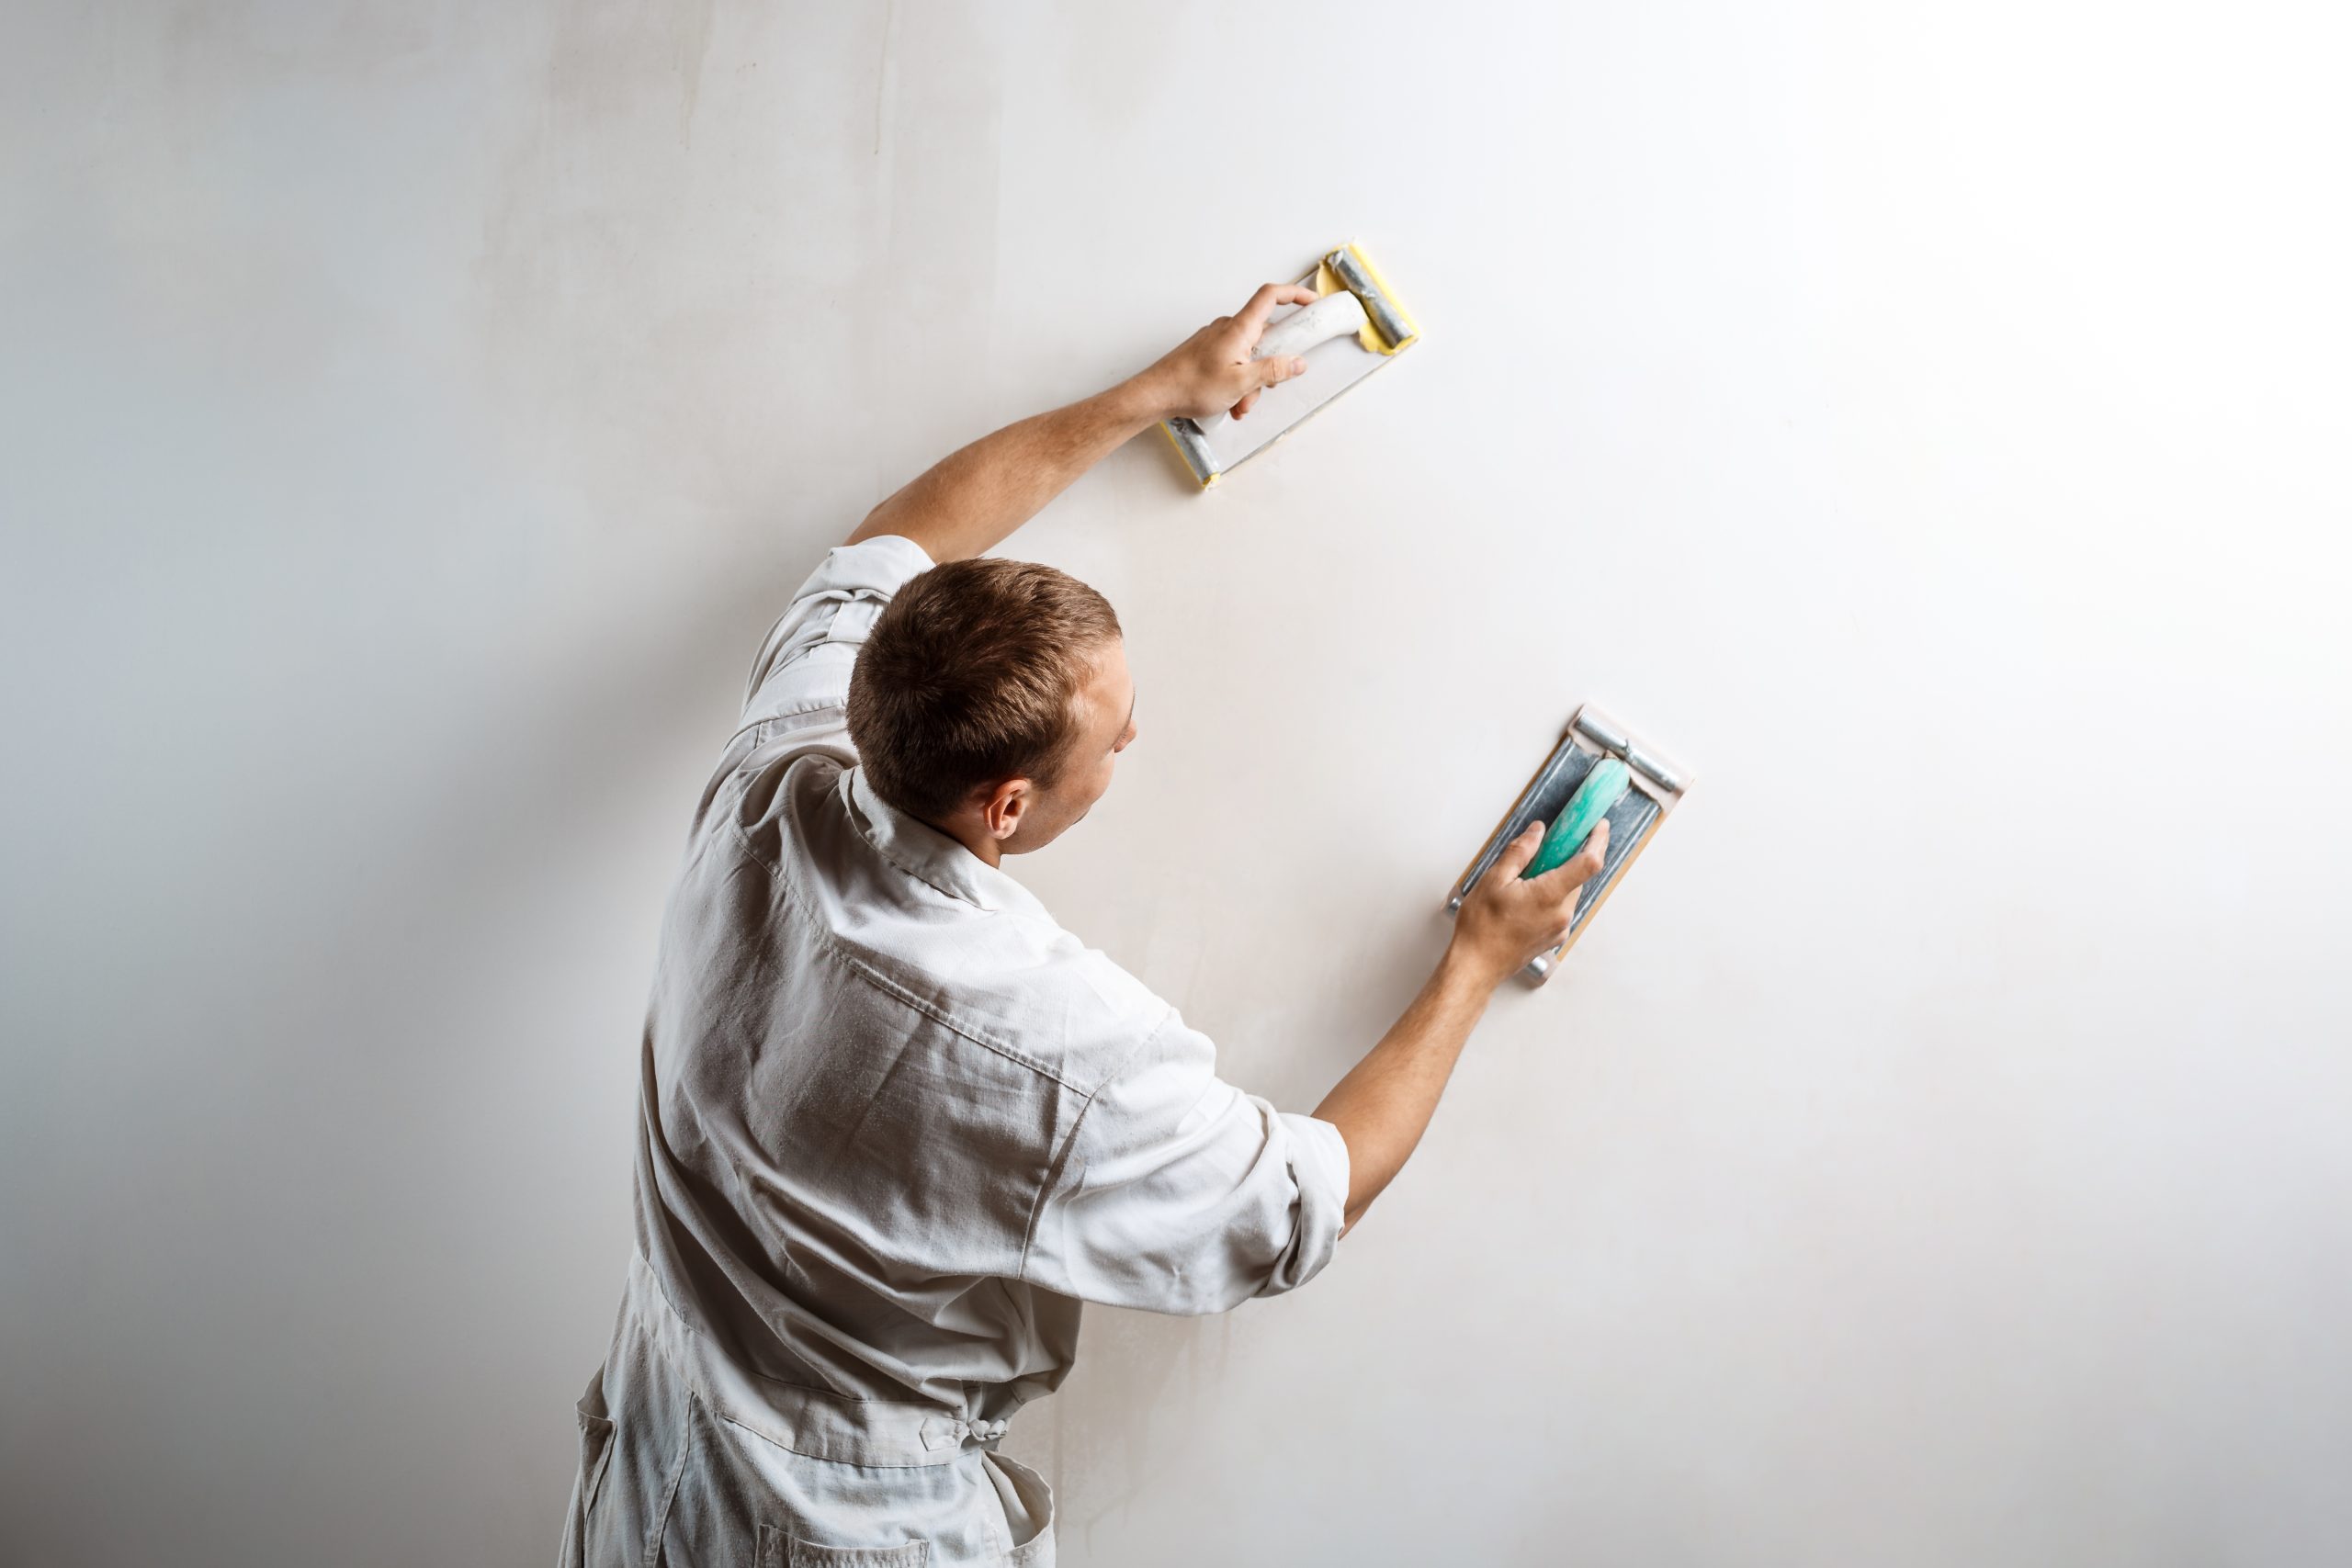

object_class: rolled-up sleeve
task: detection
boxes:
[1021,1010,1351,1315]
[741,533,934,726]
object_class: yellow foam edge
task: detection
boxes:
[1158,419,1218,486]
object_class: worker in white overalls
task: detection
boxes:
[559,287,1611,1567]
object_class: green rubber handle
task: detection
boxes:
[1524,758,1630,878]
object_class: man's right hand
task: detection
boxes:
[1314,814,1615,1232]
[1134,283,1319,423]
[1449,818,1612,986]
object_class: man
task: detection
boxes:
[560,285,1611,1567]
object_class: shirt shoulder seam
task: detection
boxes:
[742,626,858,718]
[721,695,854,762]
[723,812,1087,1091]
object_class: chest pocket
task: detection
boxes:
[761,1525,929,1567]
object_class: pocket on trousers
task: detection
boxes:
[983,1451,1056,1568]
[577,1376,618,1514]
[759,1525,930,1568]
[561,1372,618,1568]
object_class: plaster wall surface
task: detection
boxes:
[4,3,2347,1564]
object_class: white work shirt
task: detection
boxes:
[567,535,1349,1568]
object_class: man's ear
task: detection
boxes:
[979,778,1031,840]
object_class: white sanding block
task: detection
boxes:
[1159,241,1419,486]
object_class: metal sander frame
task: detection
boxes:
[1447,704,1692,986]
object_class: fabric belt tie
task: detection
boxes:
[620,1252,1016,1470]
[920,1415,1010,1451]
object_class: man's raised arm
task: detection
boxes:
[848,284,1318,562]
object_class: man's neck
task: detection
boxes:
[928,815,1002,869]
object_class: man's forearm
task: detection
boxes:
[848,377,1165,563]
[1313,947,1501,1235]
[844,285,1318,561]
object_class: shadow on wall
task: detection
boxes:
[1017,1308,1241,1549]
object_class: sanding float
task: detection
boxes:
[1448,705,1691,986]
[1160,241,1419,486]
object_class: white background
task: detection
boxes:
[5,2,2348,1564]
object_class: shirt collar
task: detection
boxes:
[843,763,1051,920]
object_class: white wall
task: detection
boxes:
[5,2,2348,1564]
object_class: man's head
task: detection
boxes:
[847,558,1136,862]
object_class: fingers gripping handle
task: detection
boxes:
[1254,288,1368,363]
[1524,760,1632,879]
[1193,291,1369,428]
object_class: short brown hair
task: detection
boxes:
[847,558,1122,822]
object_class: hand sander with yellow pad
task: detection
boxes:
[1160,241,1420,486]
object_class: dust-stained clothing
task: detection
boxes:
[561,535,1351,1567]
